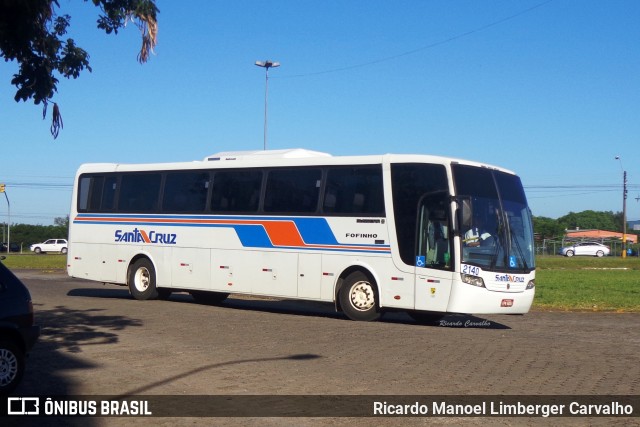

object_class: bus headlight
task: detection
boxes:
[526,280,535,290]
[461,274,485,288]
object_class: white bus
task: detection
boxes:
[67,149,535,322]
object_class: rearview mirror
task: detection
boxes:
[456,197,472,233]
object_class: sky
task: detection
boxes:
[0,0,639,227]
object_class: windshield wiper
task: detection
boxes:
[509,224,529,271]
[490,220,504,270]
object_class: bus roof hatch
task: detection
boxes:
[204,148,332,162]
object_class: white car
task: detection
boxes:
[30,239,68,254]
[559,242,610,257]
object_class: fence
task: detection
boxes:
[537,237,638,257]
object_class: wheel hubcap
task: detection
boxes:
[349,281,375,311]
[0,349,18,386]
[134,268,150,292]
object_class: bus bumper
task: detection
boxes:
[447,285,535,314]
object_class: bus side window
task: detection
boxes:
[264,168,321,214]
[163,171,209,212]
[211,170,262,213]
[101,176,117,211]
[118,173,161,213]
[322,166,384,215]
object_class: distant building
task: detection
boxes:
[629,220,640,231]
[565,229,637,244]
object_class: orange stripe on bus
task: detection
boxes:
[262,221,305,246]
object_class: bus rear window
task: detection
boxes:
[78,175,117,212]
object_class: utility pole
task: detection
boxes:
[615,156,627,258]
[623,170,628,258]
[0,183,9,254]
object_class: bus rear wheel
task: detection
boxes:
[339,271,380,321]
[128,258,159,300]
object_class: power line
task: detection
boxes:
[525,184,638,189]
[524,183,640,200]
[527,191,618,199]
[1,182,72,190]
[278,0,555,79]
[2,213,67,220]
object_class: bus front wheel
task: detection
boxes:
[339,271,381,321]
[128,258,159,300]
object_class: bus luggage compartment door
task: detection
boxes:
[414,268,453,312]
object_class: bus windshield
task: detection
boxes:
[453,164,535,273]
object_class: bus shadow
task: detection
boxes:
[180,293,510,329]
[68,287,131,299]
[422,313,511,329]
[189,295,511,329]
[67,287,510,329]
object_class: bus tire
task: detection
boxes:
[191,291,229,305]
[339,271,380,321]
[128,258,159,300]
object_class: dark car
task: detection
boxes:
[0,243,20,253]
[0,257,40,394]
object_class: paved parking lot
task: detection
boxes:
[8,270,640,426]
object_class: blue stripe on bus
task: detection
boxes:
[73,214,389,253]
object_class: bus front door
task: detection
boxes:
[414,194,453,313]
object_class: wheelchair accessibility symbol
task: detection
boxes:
[416,256,426,267]
[509,255,517,268]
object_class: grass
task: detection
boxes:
[535,256,640,270]
[2,253,639,312]
[534,256,640,312]
[1,253,67,270]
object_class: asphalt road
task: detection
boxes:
[6,270,640,426]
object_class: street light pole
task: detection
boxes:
[615,156,627,258]
[255,60,280,150]
[0,184,9,255]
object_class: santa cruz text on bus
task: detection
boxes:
[494,274,525,283]
[114,228,177,245]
